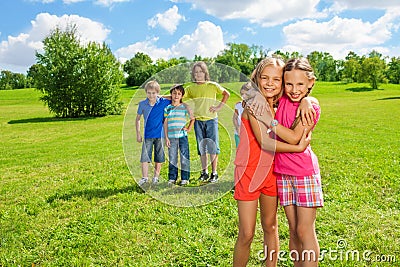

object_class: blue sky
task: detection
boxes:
[1,0,399,73]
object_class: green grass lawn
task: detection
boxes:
[0,82,399,266]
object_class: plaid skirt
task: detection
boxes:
[277,173,324,207]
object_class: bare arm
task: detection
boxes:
[184,105,195,132]
[135,114,143,143]
[297,96,319,126]
[240,81,268,116]
[233,109,240,134]
[210,90,230,113]
[271,113,315,145]
[163,118,170,148]
[246,109,310,153]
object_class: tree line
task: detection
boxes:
[1,42,400,91]
[1,26,400,117]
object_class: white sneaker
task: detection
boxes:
[138,177,148,186]
[168,179,176,185]
[152,177,159,184]
[180,180,189,186]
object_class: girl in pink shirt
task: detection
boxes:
[268,58,323,267]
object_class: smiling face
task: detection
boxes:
[145,88,158,103]
[257,65,283,99]
[171,89,183,104]
[284,69,315,102]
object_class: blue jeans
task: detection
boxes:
[168,136,190,181]
[194,118,220,155]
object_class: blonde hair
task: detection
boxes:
[250,57,285,107]
[191,61,210,82]
[144,80,160,94]
[284,58,316,129]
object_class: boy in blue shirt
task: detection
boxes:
[136,80,171,186]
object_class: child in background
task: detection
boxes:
[232,101,244,148]
[268,58,323,266]
[164,84,195,186]
[184,61,230,183]
[136,80,171,186]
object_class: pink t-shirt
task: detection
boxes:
[274,94,320,176]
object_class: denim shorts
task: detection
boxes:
[140,138,165,163]
[194,118,220,155]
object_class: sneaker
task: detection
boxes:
[198,172,209,182]
[180,180,189,186]
[209,173,218,183]
[168,179,176,185]
[152,177,159,184]
[138,177,148,186]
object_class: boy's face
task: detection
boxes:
[193,66,206,82]
[171,89,183,102]
[146,88,159,102]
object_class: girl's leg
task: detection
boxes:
[283,205,302,267]
[296,207,319,267]
[233,200,258,267]
[259,194,279,267]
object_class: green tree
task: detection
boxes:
[342,51,361,83]
[359,51,387,89]
[0,70,28,90]
[307,51,339,81]
[215,43,266,77]
[123,52,155,86]
[386,57,400,84]
[35,25,123,117]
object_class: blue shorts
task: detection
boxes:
[194,118,220,155]
[140,138,165,163]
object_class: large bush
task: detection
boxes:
[35,26,123,117]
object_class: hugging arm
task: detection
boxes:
[246,108,310,153]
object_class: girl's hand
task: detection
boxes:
[297,98,317,126]
[298,129,311,151]
[253,106,273,128]
[240,81,267,116]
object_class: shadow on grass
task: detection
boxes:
[8,116,97,124]
[376,96,400,100]
[345,87,383,92]
[46,185,143,203]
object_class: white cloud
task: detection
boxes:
[281,9,400,59]
[0,13,110,73]
[176,0,326,27]
[171,21,225,58]
[115,37,172,63]
[94,0,130,7]
[115,21,225,63]
[329,0,400,12]
[148,5,185,34]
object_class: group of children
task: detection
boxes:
[135,61,229,186]
[135,58,323,266]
